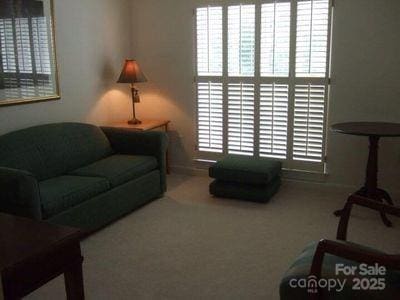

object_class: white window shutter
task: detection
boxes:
[195,2,332,171]
[0,19,17,72]
[296,0,330,77]
[196,7,223,76]
[259,83,289,159]
[197,82,224,153]
[293,84,325,161]
[228,83,255,156]
[32,17,51,75]
[15,18,33,74]
[260,1,291,77]
[228,5,255,77]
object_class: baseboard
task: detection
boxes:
[170,164,400,200]
[170,163,330,183]
[170,165,208,176]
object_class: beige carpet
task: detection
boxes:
[27,175,400,300]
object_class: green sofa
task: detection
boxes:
[0,122,168,231]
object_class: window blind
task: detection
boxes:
[296,0,329,77]
[228,83,255,156]
[197,82,224,153]
[195,0,332,172]
[259,83,289,159]
[196,7,222,76]
[32,17,51,75]
[293,84,325,161]
[15,18,33,73]
[260,1,291,77]
[228,5,255,77]
[0,15,54,98]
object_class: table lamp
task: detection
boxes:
[117,59,147,124]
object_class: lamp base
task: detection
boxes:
[128,118,142,125]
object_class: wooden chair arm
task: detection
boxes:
[309,239,400,300]
[337,195,400,240]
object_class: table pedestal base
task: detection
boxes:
[334,187,394,227]
[334,136,394,227]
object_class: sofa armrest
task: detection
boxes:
[0,167,42,220]
[101,127,168,191]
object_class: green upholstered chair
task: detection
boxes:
[280,195,400,300]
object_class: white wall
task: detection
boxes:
[0,0,134,134]
[327,0,400,191]
[130,0,400,191]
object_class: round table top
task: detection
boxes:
[331,122,400,137]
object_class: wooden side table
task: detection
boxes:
[0,213,84,300]
[331,122,400,227]
[109,120,171,174]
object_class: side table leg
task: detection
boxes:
[333,136,393,227]
[64,256,84,300]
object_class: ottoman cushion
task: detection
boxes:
[209,155,282,185]
[209,177,281,203]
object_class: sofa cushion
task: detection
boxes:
[209,155,282,185]
[40,175,110,218]
[69,154,158,187]
[0,123,113,181]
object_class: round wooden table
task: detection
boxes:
[331,122,400,227]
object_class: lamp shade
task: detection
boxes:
[117,59,147,84]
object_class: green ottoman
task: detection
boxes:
[209,155,282,202]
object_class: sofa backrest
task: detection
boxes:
[0,123,113,181]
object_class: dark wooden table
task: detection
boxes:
[331,122,400,227]
[0,213,85,299]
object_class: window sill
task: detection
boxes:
[193,158,329,183]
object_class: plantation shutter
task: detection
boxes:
[0,18,16,73]
[228,5,255,77]
[293,0,330,163]
[228,83,255,156]
[293,84,325,161]
[259,83,289,159]
[197,82,223,153]
[32,17,51,75]
[0,0,55,98]
[196,7,223,76]
[195,0,332,172]
[260,1,291,76]
[196,7,223,153]
[296,0,329,77]
[259,1,291,160]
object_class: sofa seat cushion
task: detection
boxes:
[69,154,158,187]
[40,175,110,218]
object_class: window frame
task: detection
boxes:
[194,0,333,173]
[0,0,60,106]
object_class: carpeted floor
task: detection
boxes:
[27,175,400,300]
